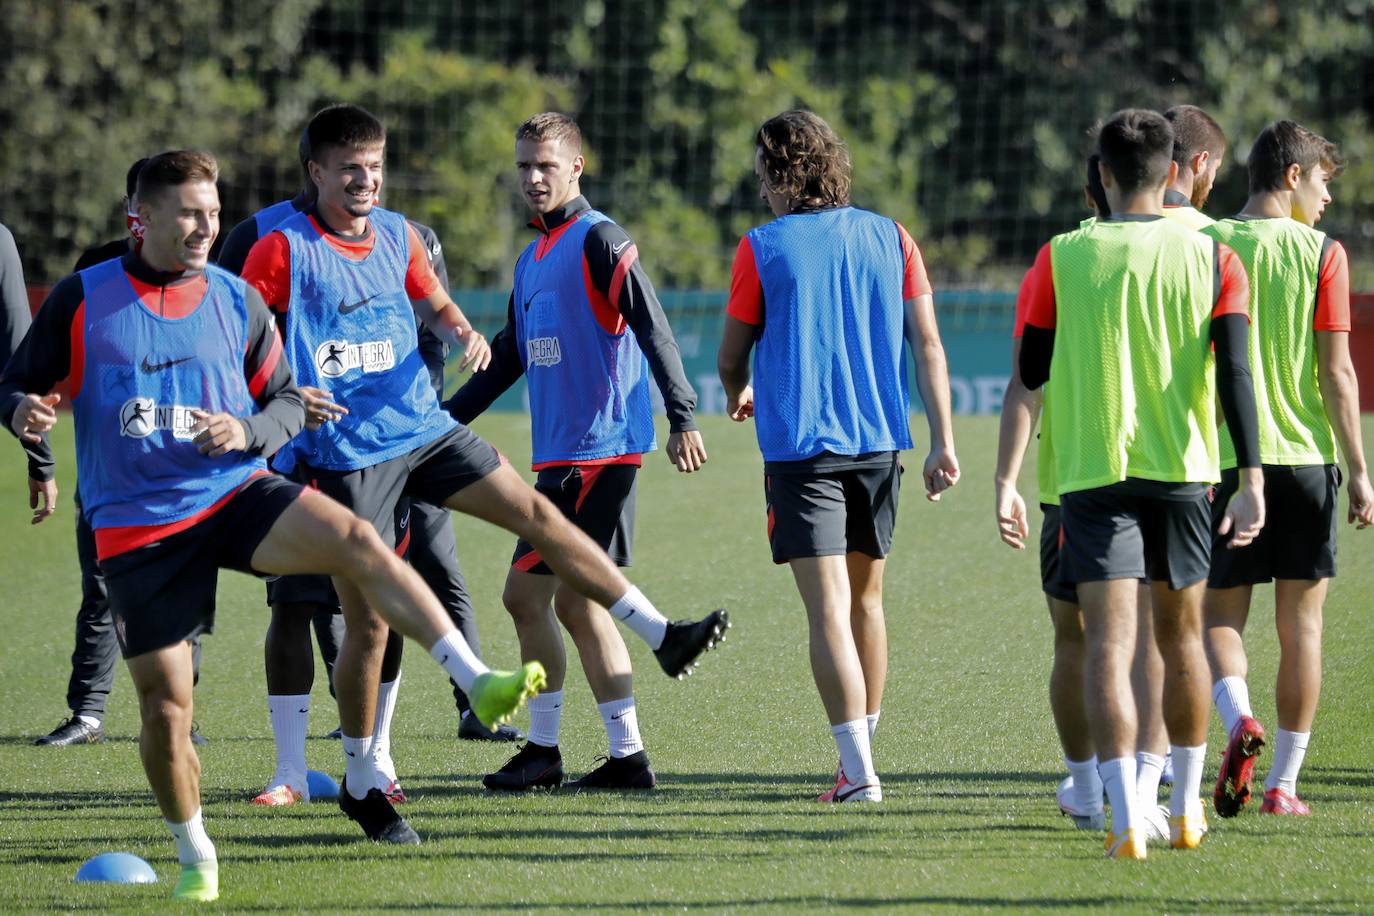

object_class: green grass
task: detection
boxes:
[2,415,1373,912]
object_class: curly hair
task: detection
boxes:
[755,110,852,210]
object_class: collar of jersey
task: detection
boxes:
[529,195,591,236]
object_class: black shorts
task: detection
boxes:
[102,474,303,658]
[512,464,636,574]
[266,497,418,609]
[1058,478,1212,590]
[1208,464,1340,587]
[764,453,901,564]
[1039,504,1077,603]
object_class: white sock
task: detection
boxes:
[76,713,101,728]
[1264,729,1310,794]
[266,694,310,790]
[372,674,401,783]
[831,719,878,785]
[1168,743,1207,817]
[598,696,645,758]
[1098,756,1139,836]
[165,809,216,866]
[1135,751,1165,808]
[527,689,563,748]
[429,630,487,693]
[1066,755,1102,813]
[1212,676,1253,737]
[607,586,670,650]
[342,734,376,799]
[866,711,881,740]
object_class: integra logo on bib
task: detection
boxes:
[526,337,562,367]
[314,339,397,378]
[119,397,200,440]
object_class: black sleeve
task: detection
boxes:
[73,239,130,273]
[1211,312,1261,469]
[584,221,698,433]
[443,292,525,424]
[0,223,30,371]
[0,273,84,481]
[236,285,304,456]
[216,216,262,276]
[408,221,450,393]
[1018,325,1055,391]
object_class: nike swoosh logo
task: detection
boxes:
[611,240,630,255]
[833,782,875,802]
[346,750,356,757]
[338,293,380,314]
[298,709,309,714]
[140,355,193,373]
[440,654,450,665]
[610,712,627,720]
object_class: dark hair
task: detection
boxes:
[1247,120,1344,193]
[125,158,149,199]
[1163,105,1227,168]
[135,150,219,201]
[1086,154,1110,217]
[755,110,852,210]
[306,104,386,161]
[1096,109,1175,195]
[515,112,583,154]
[298,126,314,188]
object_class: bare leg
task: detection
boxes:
[1077,579,1139,761]
[1046,596,1092,762]
[126,642,199,822]
[501,570,565,691]
[1132,584,1168,757]
[554,583,634,703]
[1151,581,1210,748]
[845,553,886,717]
[790,556,865,725]
[1273,579,1327,733]
[1203,585,1253,684]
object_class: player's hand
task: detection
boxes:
[994,479,1029,549]
[727,385,754,422]
[10,393,61,444]
[1347,471,1374,529]
[28,476,57,525]
[299,386,348,430]
[923,446,960,502]
[190,410,248,457]
[457,327,492,372]
[666,430,707,473]
[1218,470,1265,548]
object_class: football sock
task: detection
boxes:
[1264,729,1310,795]
[266,694,310,789]
[598,696,644,758]
[342,734,376,799]
[75,714,101,728]
[429,631,487,693]
[1168,743,1207,817]
[372,674,401,782]
[866,711,881,740]
[165,809,216,866]
[1212,676,1253,737]
[527,689,564,749]
[1066,755,1102,813]
[1135,751,1165,807]
[608,586,670,650]
[831,719,878,786]
[1099,756,1138,836]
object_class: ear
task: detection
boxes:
[570,154,585,183]
[1191,150,1209,176]
[308,159,325,188]
[1283,162,1302,190]
[1097,161,1117,190]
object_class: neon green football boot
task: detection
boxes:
[173,860,219,902]
[469,662,546,729]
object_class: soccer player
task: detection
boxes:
[1161,105,1227,229]
[718,110,959,803]
[0,150,541,901]
[447,112,725,791]
[34,158,209,749]
[996,154,1175,840]
[1202,120,1373,818]
[240,104,715,812]
[1019,109,1264,858]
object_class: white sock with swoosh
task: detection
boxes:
[598,696,643,758]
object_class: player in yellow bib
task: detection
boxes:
[1160,105,1227,232]
[1020,109,1265,859]
[1201,121,1374,819]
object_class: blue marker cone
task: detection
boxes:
[75,852,158,884]
[306,769,340,800]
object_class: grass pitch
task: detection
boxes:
[2,415,1373,912]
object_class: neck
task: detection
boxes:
[1237,191,1290,220]
[317,201,368,236]
[1166,178,1193,202]
[1108,189,1165,216]
[137,247,192,276]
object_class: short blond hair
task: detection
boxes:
[515,112,583,154]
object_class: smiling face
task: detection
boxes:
[516,137,583,216]
[311,143,384,228]
[137,179,219,271]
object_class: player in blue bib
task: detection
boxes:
[1,151,542,902]
[448,112,727,792]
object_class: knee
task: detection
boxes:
[338,517,389,571]
[503,584,549,626]
[552,594,593,632]
[139,689,191,737]
[850,594,883,622]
